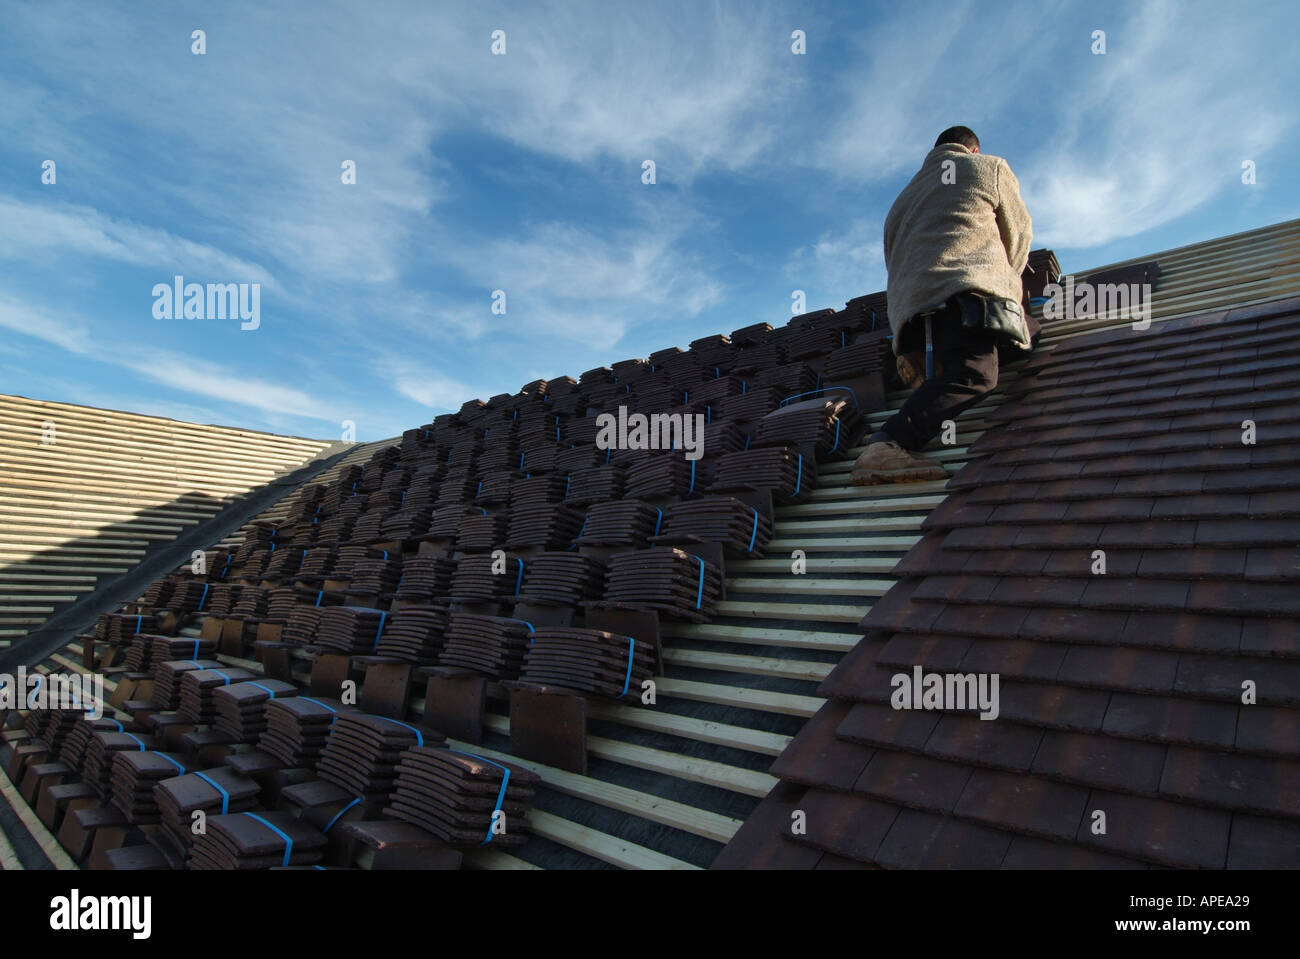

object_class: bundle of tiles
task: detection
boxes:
[393,557,456,601]
[690,375,743,405]
[456,511,510,551]
[317,714,443,805]
[385,747,538,848]
[553,446,605,473]
[512,552,605,607]
[625,455,702,500]
[449,554,519,604]
[287,485,327,521]
[194,550,236,581]
[281,604,324,646]
[471,472,515,506]
[230,586,271,619]
[511,474,569,507]
[155,768,261,857]
[187,811,328,870]
[753,396,858,460]
[424,504,482,543]
[140,578,176,608]
[437,614,535,679]
[438,466,478,503]
[843,291,889,331]
[506,502,586,550]
[700,420,747,456]
[576,499,664,548]
[59,716,130,770]
[730,321,775,347]
[151,659,225,710]
[39,708,84,753]
[166,580,216,614]
[753,362,818,398]
[315,606,390,655]
[630,381,685,412]
[313,512,357,546]
[296,546,339,582]
[101,612,156,645]
[380,506,434,541]
[563,464,625,505]
[333,544,377,578]
[21,709,49,740]
[446,440,482,469]
[688,333,734,366]
[346,558,403,597]
[233,550,270,582]
[82,731,160,796]
[262,547,305,582]
[821,335,889,380]
[177,666,260,724]
[520,627,656,699]
[264,586,319,622]
[475,436,522,472]
[600,548,723,621]
[110,750,194,824]
[259,695,356,769]
[710,445,817,503]
[657,496,774,556]
[784,324,847,361]
[203,584,243,616]
[145,634,217,667]
[375,605,450,664]
[122,634,170,672]
[719,387,782,424]
[564,414,604,444]
[732,339,787,372]
[517,440,560,473]
[350,508,389,543]
[213,679,299,743]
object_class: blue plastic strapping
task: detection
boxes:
[748,508,760,553]
[693,555,706,609]
[156,753,187,776]
[794,454,803,495]
[514,558,525,596]
[124,732,148,751]
[248,682,279,700]
[322,797,362,834]
[447,749,512,845]
[194,771,231,814]
[243,813,294,868]
[371,716,424,747]
[621,637,636,696]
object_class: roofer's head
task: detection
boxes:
[935,126,979,154]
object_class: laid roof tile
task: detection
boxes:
[995,682,1111,732]
[1077,790,1231,868]
[933,602,1030,638]
[912,575,1000,604]
[876,633,974,672]
[1001,834,1147,869]
[1225,814,1300,869]
[875,809,1012,868]
[836,701,941,751]
[1235,705,1300,756]
[1019,607,1129,643]
[1102,691,1237,749]
[988,575,1089,607]
[1186,580,1300,617]
[1174,654,1300,706]
[958,637,1068,682]
[1058,644,1179,693]
[955,768,1090,842]
[768,701,874,790]
[1080,577,1190,611]
[854,750,974,812]
[1031,730,1168,795]
[1239,616,1300,658]
[925,715,1043,772]
[1135,548,1248,579]
[1118,610,1241,654]
[1150,493,1250,520]
[1096,521,1197,549]
[1159,746,1300,817]
[1243,546,1300,582]
[1042,548,1141,578]
[709,781,824,869]
[794,787,899,864]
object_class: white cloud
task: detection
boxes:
[785,221,887,310]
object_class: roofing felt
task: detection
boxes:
[716,293,1300,870]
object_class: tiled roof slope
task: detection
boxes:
[716,292,1300,869]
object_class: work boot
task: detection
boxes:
[850,440,949,485]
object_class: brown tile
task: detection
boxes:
[933,603,1029,639]
[1243,546,1300,582]
[1149,493,1250,519]
[1076,789,1230,868]
[1032,729,1166,794]
[812,851,880,869]
[876,634,974,672]
[1097,521,1197,548]
[912,575,1000,604]
[920,499,993,530]
[1195,518,1300,547]
[959,637,1067,682]
[988,576,1089,607]
[890,532,960,577]
[858,580,943,633]
[1240,617,1300,658]
[1225,813,1300,869]
[1042,548,1141,577]
[1187,580,1300,616]
[769,701,874,790]
[836,701,941,751]
[1111,472,1204,497]
[875,809,1012,868]
[1101,692,1237,748]
[1013,524,1101,549]
[961,548,1052,576]
[996,682,1111,732]
[988,502,1072,524]
[1065,498,1155,522]
[1234,705,1300,757]
[1136,548,1248,579]
[1019,607,1129,644]
[925,715,1043,772]
[1058,645,1179,693]
[1001,834,1147,869]
[1174,654,1300,706]
[796,788,899,863]
[944,525,1021,550]
[854,750,973,812]
[1119,611,1241,654]
[818,632,888,699]
[1160,746,1300,817]
[711,781,824,869]
[955,768,1089,841]
[1080,577,1189,611]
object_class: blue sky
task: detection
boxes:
[1,0,1296,441]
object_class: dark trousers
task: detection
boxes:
[878,305,999,451]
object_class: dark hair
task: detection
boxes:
[935,126,979,151]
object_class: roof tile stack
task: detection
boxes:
[156,768,261,857]
[437,614,535,679]
[259,696,357,770]
[317,714,443,806]
[213,679,299,743]
[385,747,539,847]
[520,627,656,699]
[187,811,328,869]
[600,548,722,621]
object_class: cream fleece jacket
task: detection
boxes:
[882,143,1032,344]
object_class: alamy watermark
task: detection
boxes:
[595,405,705,461]
[891,665,999,720]
[152,275,260,330]
[1041,277,1153,330]
[0,668,104,719]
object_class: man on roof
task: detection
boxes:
[852,125,1033,484]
